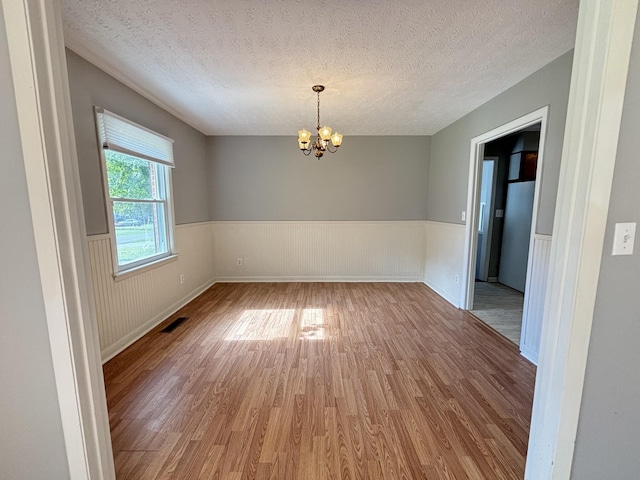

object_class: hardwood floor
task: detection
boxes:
[104,283,536,479]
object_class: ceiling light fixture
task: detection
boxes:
[298,85,343,158]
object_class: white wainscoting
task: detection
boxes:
[212,221,426,282]
[423,221,467,307]
[520,234,552,364]
[87,222,215,362]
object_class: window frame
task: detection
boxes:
[95,108,177,277]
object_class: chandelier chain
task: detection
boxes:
[317,90,321,132]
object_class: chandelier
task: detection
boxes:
[298,85,343,158]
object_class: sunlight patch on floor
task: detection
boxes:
[299,308,325,340]
[225,309,295,340]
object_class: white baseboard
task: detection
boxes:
[423,280,460,308]
[100,278,215,363]
[215,276,424,283]
[520,344,539,365]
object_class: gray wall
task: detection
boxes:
[571,10,640,478]
[427,51,573,235]
[0,9,70,479]
[208,136,430,220]
[66,50,210,235]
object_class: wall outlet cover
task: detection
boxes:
[612,222,636,256]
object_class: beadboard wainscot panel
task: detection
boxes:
[424,221,466,307]
[212,221,426,281]
[88,222,215,362]
[520,234,552,364]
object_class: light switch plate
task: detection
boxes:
[612,222,636,256]
[496,209,504,218]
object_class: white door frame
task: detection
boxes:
[461,107,548,311]
[477,156,498,282]
[2,0,115,478]
[525,0,638,478]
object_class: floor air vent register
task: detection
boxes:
[161,317,188,333]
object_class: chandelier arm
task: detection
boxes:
[325,144,338,154]
[302,148,312,156]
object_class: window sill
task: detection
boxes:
[112,253,179,282]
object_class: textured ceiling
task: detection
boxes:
[61,0,579,136]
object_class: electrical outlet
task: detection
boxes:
[461,211,466,222]
[454,274,459,283]
[180,274,185,284]
[236,258,243,266]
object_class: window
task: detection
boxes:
[95,107,176,274]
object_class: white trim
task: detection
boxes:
[86,221,214,242]
[520,344,539,365]
[529,233,551,241]
[112,253,179,281]
[211,220,427,225]
[520,232,552,364]
[422,280,460,308]
[525,1,639,478]
[462,106,549,311]
[424,220,465,228]
[101,278,216,363]
[87,233,112,242]
[2,0,115,478]
[216,276,424,283]
[175,220,214,229]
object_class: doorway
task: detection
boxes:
[470,126,541,344]
[461,107,548,356]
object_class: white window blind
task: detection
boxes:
[94,107,175,167]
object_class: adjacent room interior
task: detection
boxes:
[471,124,542,345]
[5,1,640,479]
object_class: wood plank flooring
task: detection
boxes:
[104,283,536,479]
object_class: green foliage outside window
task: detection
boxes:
[105,150,156,223]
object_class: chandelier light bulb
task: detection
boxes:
[319,126,332,141]
[298,129,311,144]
